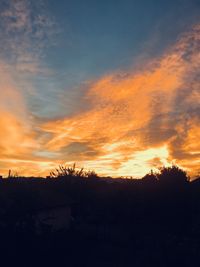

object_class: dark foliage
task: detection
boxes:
[49,163,99,180]
[156,165,189,186]
[0,165,199,266]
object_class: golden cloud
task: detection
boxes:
[39,24,200,177]
[0,24,200,177]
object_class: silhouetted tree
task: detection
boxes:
[156,165,189,186]
[142,169,157,182]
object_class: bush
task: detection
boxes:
[156,165,189,186]
[49,163,98,180]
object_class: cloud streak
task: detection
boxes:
[0,0,58,176]
[40,24,200,177]
[0,20,199,177]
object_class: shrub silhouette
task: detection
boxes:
[142,170,157,182]
[156,165,189,186]
[50,163,84,178]
[7,169,19,178]
[49,163,98,180]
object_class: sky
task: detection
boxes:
[0,0,200,177]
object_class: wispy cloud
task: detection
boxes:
[40,24,200,177]
[0,0,59,176]
[0,61,36,161]
[0,11,199,177]
[0,0,57,74]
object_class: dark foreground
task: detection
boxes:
[0,170,200,266]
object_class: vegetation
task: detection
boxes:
[49,163,99,180]
[142,165,189,185]
[0,165,199,266]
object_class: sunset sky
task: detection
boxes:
[0,0,200,177]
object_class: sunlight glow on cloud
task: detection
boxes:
[0,21,200,177]
[37,24,200,177]
[0,63,38,174]
[0,0,58,176]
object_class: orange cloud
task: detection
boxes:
[1,24,199,178]
[0,0,60,176]
[39,24,200,177]
[0,63,41,175]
